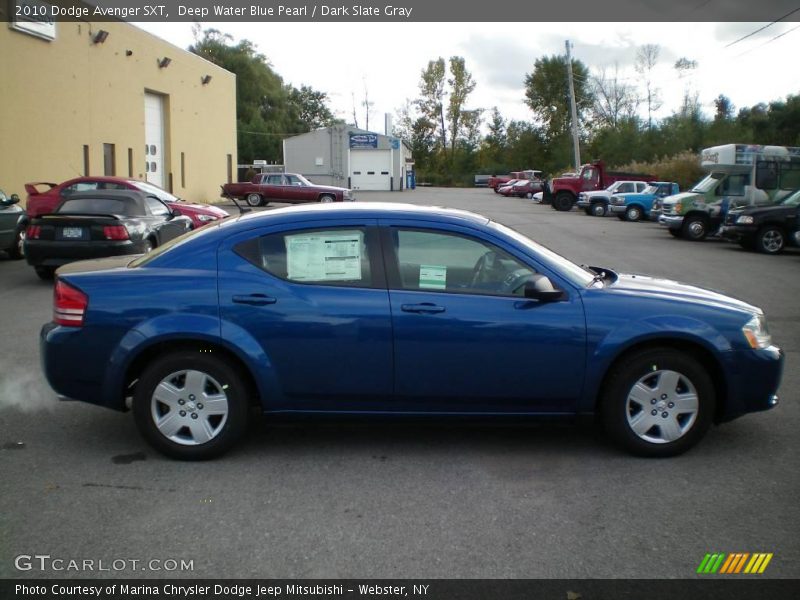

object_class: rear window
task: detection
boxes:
[58,198,143,216]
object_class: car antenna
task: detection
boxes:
[221,187,252,215]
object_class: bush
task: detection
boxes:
[613,151,703,190]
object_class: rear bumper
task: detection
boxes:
[25,239,146,267]
[658,215,684,229]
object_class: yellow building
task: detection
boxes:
[0,16,237,205]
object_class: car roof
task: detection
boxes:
[232,202,490,226]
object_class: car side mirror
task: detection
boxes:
[9,193,21,205]
[523,277,565,302]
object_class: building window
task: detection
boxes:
[181,152,186,188]
[103,143,116,176]
[227,154,233,184]
[83,145,90,176]
[128,148,134,177]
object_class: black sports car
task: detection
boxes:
[720,189,800,254]
[25,190,192,279]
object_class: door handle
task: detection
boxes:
[400,303,445,314]
[232,294,277,306]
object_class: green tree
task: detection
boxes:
[446,56,478,158]
[189,27,336,163]
[523,55,593,140]
[417,58,447,153]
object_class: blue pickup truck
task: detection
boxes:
[609,182,680,222]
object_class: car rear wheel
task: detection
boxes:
[319,194,335,203]
[133,351,250,460]
[625,206,642,222]
[591,203,606,217]
[246,193,263,207]
[9,227,25,259]
[681,215,708,241]
[755,226,785,254]
[602,349,714,457]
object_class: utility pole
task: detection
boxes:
[565,40,581,170]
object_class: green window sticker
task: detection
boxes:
[419,265,447,290]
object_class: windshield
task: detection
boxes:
[489,221,595,288]
[131,180,180,203]
[691,172,724,193]
[285,174,313,186]
[779,189,800,205]
[643,185,659,194]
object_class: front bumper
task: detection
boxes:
[658,214,684,229]
[718,346,784,422]
[719,224,757,242]
[609,205,626,214]
[576,199,590,208]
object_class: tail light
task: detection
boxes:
[27,225,41,239]
[103,225,129,240]
[54,280,88,327]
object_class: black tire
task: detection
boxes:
[591,203,606,217]
[681,215,708,241]
[245,193,263,207]
[35,266,55,280]
[9,227,25,260]
[132,351,251,460]
[754,226,785,255]
[601,348,715,457]
[553,192,574,212]
[668,229,681,238]
[625,206,642,222]
[319,194,336,203]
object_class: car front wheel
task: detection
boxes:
[591,203,606,217]
[755,226,785,254]
[681,215,708,241]
[319,194,335,203]
[602,349,715,457]
[133,351,250,460]
[625,206,642,222]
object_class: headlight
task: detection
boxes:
[742,314,772,349]
[197,214,218,222]
[736,215,754,225]
[673,202,682,213]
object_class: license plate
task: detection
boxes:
[62,227,84,239]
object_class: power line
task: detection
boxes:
[724,7,800,48]
[735,22,800,57]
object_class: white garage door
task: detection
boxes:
[351,150,391,191]
[144,93,165,188]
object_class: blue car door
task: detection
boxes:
[217,219,394,411]
[380,221,587,414]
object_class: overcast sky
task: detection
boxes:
[136,21,800,132]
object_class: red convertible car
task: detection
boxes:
[24,177,228,229]
[222,172,354,207]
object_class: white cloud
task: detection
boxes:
[135,21,800,130]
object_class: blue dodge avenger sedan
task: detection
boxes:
[41,204,783,459]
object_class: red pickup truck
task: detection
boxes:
[546,161,655,211]
[488,170,542,192]
[222,173,354,207]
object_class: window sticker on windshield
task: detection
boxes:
[419,265,447,290]
[286,231,363,281]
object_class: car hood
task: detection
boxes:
[177,202,229,216]
[729,204,796,217]
[661,191,699,205]
[604,272,759,315]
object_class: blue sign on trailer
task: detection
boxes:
[350,133,378,148]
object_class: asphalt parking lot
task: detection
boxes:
[1,187,798,579]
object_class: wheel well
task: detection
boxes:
[318,193,336,200]
[683,210,710,223]
[123,340,260,408]
[595,339,728,423]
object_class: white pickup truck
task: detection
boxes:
[576,180,650,217]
